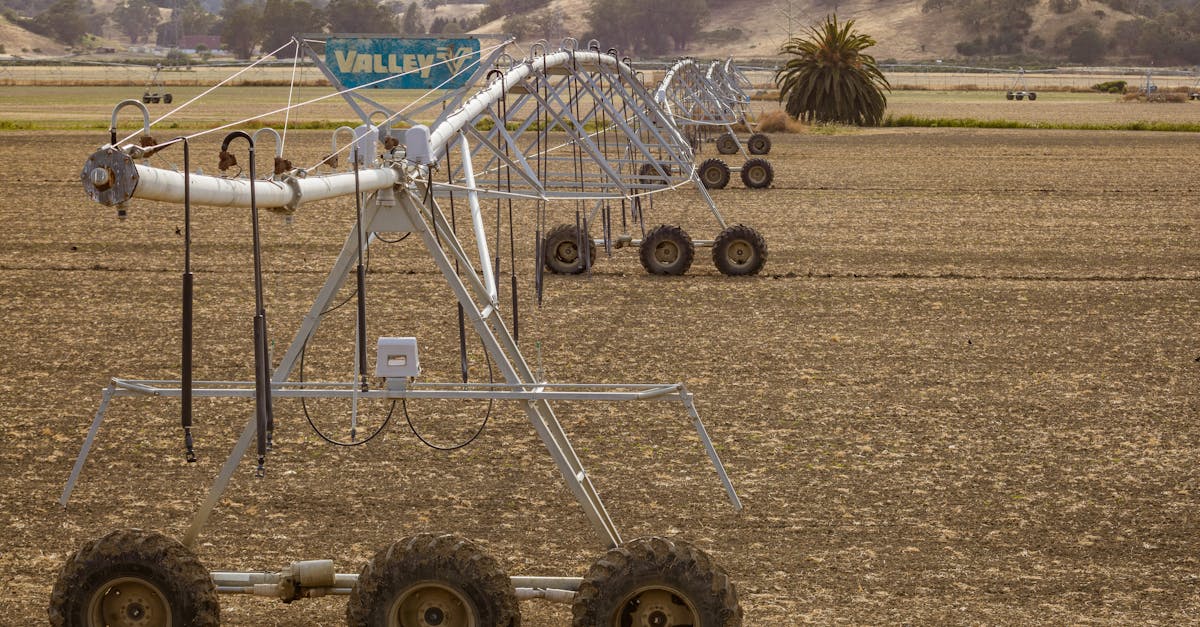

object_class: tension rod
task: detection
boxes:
[351,146,369,442]
[181,137,196,462]
[353,147,368,394]
[221,131,272,477]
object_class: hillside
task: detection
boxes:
[0,0,1161,64]
[0,13,66,56]
[474,0,1139,62]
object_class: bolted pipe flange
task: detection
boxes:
[81,147,139,206]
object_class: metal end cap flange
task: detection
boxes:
[81,147,139,206]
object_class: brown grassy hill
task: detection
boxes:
[472,0,1136,62]
[0,14,67,57]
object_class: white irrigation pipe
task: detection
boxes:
[457,132,497,304]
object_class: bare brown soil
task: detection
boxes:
[1,126,1198,624]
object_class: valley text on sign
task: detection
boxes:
[325,37,481,89]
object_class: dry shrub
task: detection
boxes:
[1123,92,1187,103]
[756,110,804,133]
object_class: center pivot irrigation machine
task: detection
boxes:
[706,59,772,158]
[653,58,774,191]
[305,36,767,278]
[55,37,748,626]
[1004,68,1037,101]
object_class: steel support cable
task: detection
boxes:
[298,43,496,172]
[118,38,299,146]
[127,41,509,157]
[280,39,303,154]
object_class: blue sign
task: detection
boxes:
[325,37,481,90]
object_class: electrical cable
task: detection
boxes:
[298,336,394,447]
[402,346,494,451]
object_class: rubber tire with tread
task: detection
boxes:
[1005,91,1014,100]
[543,223,595,275]
[347,533,519,627]
[747,133,771,155]
[639,162,669,182]
[740,158,773,189]
[698,158,731,190]
[715,133,738,155]
[712,224,768,276]
[639,224,695,276]
[571,536,742,627]
[1028,92,1037,101]
[49,528,219,627]
[163,93,173,104]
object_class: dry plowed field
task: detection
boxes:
[1,122,1198,624]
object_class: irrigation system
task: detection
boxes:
[54,37,748,626]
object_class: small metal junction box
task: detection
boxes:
[375,337,419,379]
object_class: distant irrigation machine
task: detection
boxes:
[55,37,748,626]
[1004,67,1037,101]
[653,58,774,192]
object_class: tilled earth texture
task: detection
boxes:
[1,127,1198,625]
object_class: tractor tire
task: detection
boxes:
[715,133,738,155]
[48,528,219,627]
[163,93,173,104]
[347,533,519,627]
[639,224,694,276]
[1027,91,1037,101]
[543,223,594,275]
[142,93,153,104]
[571,536,742,627]
[747,132,771,155]
[712,224,767,276]
[1015,93,1025,100]
[698,158,730,190]
[1005,91,1014,100]
[639,162,669,182]
[739,158,773,189]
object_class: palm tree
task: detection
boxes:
[775,15,890,126]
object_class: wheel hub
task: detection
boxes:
[654,241,679,263]
[395,583,475,627]
[622,588,697,627]
[728,240,751,264]
[556,241,578,262]
[90,577,171,627]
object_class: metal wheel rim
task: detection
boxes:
[87,576,172,627]
[726,239,754,266]
[749,137,767,152]
[746,166,768,186]
[653,240,680,265]
[554,240,579,263]
[702,167,724,186]
[389,581,478,627]
[614,585,699,627]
